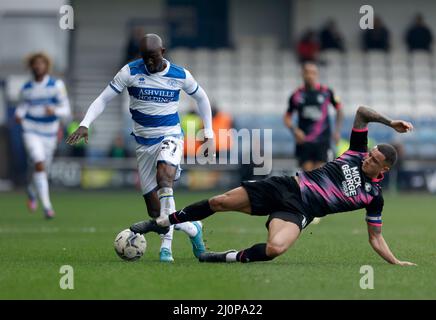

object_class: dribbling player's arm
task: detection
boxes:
[367,224,416,266]
[190,86,213,139]
[67,65,128,145]
[353,106,414,133]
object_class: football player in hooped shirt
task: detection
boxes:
[15,53,71,219]
[134,106,416,266]
[67,34,212,262]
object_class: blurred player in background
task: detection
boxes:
[284,62,344,223]
[15,53,71,219]
[67,34,212,262]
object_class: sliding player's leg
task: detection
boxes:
[157,186,252,227]
[131,185,250,235]
[199,216,301,263]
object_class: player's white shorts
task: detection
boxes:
[136,136,183,194]
[23,132,57,166]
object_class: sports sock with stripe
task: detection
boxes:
[168,199,215,225]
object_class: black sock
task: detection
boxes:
[236,243,274,263]
[168,199,215,225]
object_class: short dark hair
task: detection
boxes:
[376,143,398,167]
[301,61,318,69]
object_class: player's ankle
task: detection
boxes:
[156,216,170,227]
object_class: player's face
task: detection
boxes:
[362,147,389,177]
[31,57,48,79]
[302,64,318,86]
[143,49,164,73]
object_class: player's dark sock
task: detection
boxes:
[236,243,274,263]
[199,250,237,263]
[168,199,215,224]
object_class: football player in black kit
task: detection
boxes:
[131,106,416,266]
[284,62,344,224]
[284,62,344,172]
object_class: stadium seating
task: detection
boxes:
[171,47,436,159]
[170,48,436,117]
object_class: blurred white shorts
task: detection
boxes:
[23,132,57,166]
[136,136,183,194]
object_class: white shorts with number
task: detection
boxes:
[136,136,184,194]
[23,132,57,167]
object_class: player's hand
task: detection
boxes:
[390,120,413,133]
[15,116,22,125]
[45,106,56,116]
[333,131,341,145]
[66,126,89,145]
[293,128,306,144]
[395,260,417,266]
[202,137,216,158]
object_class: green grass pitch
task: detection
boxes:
[0,190,435,299]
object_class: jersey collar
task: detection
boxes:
[144,58,171,76]
[33,74,50,87]
[304,83,321,91]
[371,173,384,183]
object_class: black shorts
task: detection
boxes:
[241,176,313,230]
[295,141,330,166]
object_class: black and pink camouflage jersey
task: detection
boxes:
[288,83,342,144]
[296,127,384,226]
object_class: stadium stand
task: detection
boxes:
[66,41,436,160]
[168,46,436,159]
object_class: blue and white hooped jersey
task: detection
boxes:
[109,58,199,145]
[18,75,70,137]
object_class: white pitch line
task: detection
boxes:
[0,227,97,234]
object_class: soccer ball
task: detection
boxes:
[114,229,147,261]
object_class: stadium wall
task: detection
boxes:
[0,0,70,74]
[229,0,291,48]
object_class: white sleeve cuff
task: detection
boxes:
[204,128,214,139]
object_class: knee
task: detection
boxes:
[156,163,175,188]
[266,242,288,258]
[209,194,226,211]
[34,162,44,172]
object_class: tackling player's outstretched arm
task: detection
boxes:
[367,223,416,266]
[353,106,414,132]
